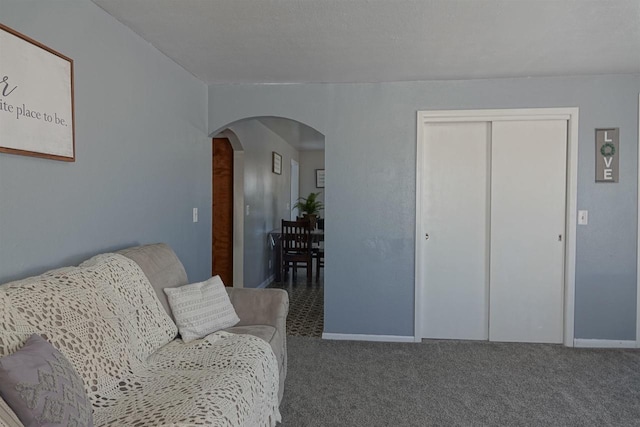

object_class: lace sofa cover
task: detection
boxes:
[0,253,281,427]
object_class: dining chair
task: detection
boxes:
[314,245,324,282]
[310,217,324,281]
[281,219,313,283]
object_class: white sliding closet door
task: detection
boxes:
[421,122,490,340]
[489,120,567,343]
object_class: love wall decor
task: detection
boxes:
[0,23,75,161]
[595,128,619,183]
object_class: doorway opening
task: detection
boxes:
[212,116,326,337]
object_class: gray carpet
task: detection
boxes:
[279,337,640,426]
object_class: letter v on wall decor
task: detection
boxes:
[0,23,75,161]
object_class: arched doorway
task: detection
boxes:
[211,116,326,337]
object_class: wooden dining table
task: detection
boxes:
[269,228,324,282]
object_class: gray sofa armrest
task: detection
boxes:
[226,287,289,401]
[119,243,290,399]
[226,288,289,329]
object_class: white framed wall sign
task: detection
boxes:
[0,23,75,162]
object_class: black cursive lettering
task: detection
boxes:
[1,76,17,97]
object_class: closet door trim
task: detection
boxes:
[415,108,579,347]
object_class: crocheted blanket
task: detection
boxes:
[0,253,281,427]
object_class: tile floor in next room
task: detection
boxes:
[268,270,324,338]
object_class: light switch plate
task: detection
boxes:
[578,210,588,225]
[192,207,198,223]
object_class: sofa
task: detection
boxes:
[0,243,289,427]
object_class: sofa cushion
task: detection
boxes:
[0,334,93,427]
[92,332,281,427]
[164,276,240,343]
[225,325,276,344]
[118,243,188,321]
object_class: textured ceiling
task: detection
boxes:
[92,0,640,84]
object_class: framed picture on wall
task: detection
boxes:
[0,23,75,161]
[316,169,325,188]
[272,152,282,174]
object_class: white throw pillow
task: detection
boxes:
[163,276,240,343]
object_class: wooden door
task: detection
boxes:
[420,122,491,340]
[212,138,234,286]
[489,120,567,343]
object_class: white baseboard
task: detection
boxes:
[573,339,637,349]
[322,333,415,343]
[256,274,275,289]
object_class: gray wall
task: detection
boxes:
[0,1,211,284]
[227,120,299,287]
[299,150,325,215]
[2,1,638,341]
[209,75,640,340]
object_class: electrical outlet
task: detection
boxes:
[268,260,272,269]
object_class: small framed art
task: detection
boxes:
[272,152,282,175]
[316,169,325,188]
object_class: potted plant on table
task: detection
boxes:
[293,191,324,229]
